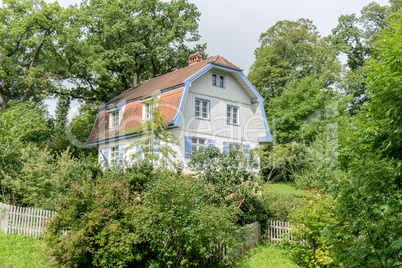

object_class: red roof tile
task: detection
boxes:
[101,55,241,110]
[87,88,184,144]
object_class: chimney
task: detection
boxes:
[188,52,203,66]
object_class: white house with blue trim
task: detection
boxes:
[86,52,272,169]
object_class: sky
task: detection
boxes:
[48,0,390,118]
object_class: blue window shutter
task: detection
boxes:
[103,147,109,167]
[223,141,229,153]
[243,144,250,158]
[118,144,124,165]
[136,145,142,161]
[207,139,215,148]
[185,136,192,158]
[153,139,160,158]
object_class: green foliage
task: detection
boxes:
[0,0,82,108]
[235,242,300,268]
[268,76,342,145]
[188,147,267,226]
[67,0,206,102]
[289,189,339,268]
[46,166,245,267]
[0,230,52,267]
[365,11,402,159]
[326,1,400,113]
[260,142,303,182]
[45,165,153,268]
[139,173,243,267]
[2,145,99,209]
[0,0,205,105]
[248,18,341,100]
[261,183,303,221]
[0,102,50,204]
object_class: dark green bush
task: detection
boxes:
[188,147,269,226]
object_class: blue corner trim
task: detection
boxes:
[172,63,272,142]
[86,111,100,143]
[116,100,127,109]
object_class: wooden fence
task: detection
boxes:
[0,202,56,237]
[267,220,298,243]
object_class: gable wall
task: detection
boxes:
[181,69,266,142]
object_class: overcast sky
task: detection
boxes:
[49,0,390,117]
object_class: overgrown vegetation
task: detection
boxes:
[0,0,400,267]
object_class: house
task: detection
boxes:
[86,52,272,169]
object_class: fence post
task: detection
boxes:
[0,202,10,234]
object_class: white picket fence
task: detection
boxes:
[267,220,298,243]
[0,202,56,237]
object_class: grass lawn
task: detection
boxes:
[235,243,300,268]
[264,182,305,197]
[0,230,52,268]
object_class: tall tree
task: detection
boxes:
[248,18,341,101]
[0,0,82,109]
[64,0,206,102]
[326,1,401,113]
[54,95,71,139]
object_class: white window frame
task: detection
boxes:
[110,146,118,163]
[192,137,206,152]
[227,105,240,126]
[142,102,155,122]
[109,110,120,129]
[195,98,210,120]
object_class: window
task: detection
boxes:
[192,138,206,152]
[229,142,241,150]
[212,73,225,88]
[110,146,118,163]
[110,111,120,129]
[195,98,209,120]
[143,102,155,121]
[227,105,239,125]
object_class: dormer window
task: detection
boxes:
[109,110,120,129]
[143,102,155,122]
[212,73,225,88]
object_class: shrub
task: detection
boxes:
[139,173,244,267]
[45,165,155,267]
[188,147,269,226]
[289,189,339,268]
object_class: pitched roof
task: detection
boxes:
[87,55,242,145]
[87,88,184,144]
[101,55,241,110]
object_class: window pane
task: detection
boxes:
[202,101,207,108]
[192,145,196,152]
[199,139,205,144]
[202,112,207,118]
[212,74,217,85]
[219,76,224,87]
